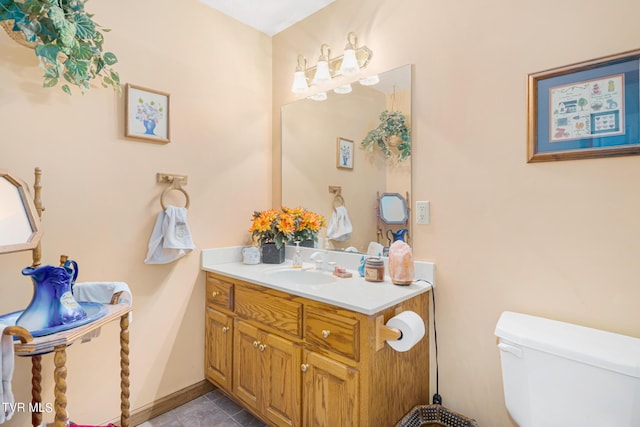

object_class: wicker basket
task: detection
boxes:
[1,20,36,48]
[396,404,479,427]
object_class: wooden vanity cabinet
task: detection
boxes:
[204,271,430,427]
[234,319,302,427]
[205,307,232,390]
[302,349,359,426]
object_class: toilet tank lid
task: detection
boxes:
[495,311,640,378]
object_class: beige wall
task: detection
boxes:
[0,1,271,425]
[273,0,640,425]
[2,0,640,425]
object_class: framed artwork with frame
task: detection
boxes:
[125,83,171,143]
[527,49,640,162]
[336,137,354,170]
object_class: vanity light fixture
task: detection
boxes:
[333,84,352,94]
[308,92,328,101]
[359,74,380,86]
[290,32,372,94]
[312,44,332,85]
[291,55,310,94]
[339,32,360,76]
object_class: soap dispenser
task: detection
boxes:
[292,241,303,268]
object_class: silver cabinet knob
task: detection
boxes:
[212,291,220,298]
[322,329,331,339]
[259,344,267,352]
[300,364,309,373]
[222,326,229,333]
[253,340,260,348]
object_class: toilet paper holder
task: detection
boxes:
[375,309,403,351]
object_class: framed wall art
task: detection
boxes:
[527,49,640,162]
[336,137,354,170]
[125,84,170,143]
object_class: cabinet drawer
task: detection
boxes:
[305,307,360,361]
[235,286,302,338]
[206,274,234,311]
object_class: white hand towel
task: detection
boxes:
[145,205,195,264]
[326,206,353,242]
[73,282,133,342]
[0,324,15,423]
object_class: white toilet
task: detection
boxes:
[495,311,640,427]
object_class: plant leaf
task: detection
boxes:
[74,13,95,39]
[103,51,117,65]
[34,43,61,63]
[61,84,71,95]
[43,76,58,88]
[72,41,93,60]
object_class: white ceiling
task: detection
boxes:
[200,0,336,36]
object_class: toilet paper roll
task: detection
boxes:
[386,311,426,352]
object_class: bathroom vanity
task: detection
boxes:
[201,248,433,427]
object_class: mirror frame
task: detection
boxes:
[0,169,42,254]
[379,193,409,224]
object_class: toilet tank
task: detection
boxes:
[495,311,640,427]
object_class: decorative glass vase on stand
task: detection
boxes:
[261,242,285,264]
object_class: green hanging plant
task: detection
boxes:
[361,109,411,161]
[0,0,120,95]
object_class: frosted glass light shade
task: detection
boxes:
[359,74,380,86]
[313,60,332,85]
[334,84,352,94]
[308,92,327,101]
[291,71,309,93]
[339,49,360,76]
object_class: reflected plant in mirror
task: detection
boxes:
[282,65,412,254]
[361,109,411,161]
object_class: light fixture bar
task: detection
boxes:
[303,45,373,84]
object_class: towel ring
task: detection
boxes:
[160,182,190,210]
[332,194,345,211]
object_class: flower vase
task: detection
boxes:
[143,119,157,135]
[261,242,285,264]
[300,239,315,248]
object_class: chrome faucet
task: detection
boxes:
[310,251,330,271]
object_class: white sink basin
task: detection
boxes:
[264,268,337,285]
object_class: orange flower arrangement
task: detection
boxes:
[250,207,326,249]
[249,208,295,249]
[283,206,327,244]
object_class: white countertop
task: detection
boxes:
[201,246,434,315]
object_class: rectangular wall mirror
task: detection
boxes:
[281,64,412,254]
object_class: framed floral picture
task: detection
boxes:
[336,137,354,170]
[125,84,170,143]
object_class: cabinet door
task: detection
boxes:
[233,319,261,412]
[205,308,232,390]
[302,350,359,427]
[262,333,302,427]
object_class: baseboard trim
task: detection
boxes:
[106,380,215,426]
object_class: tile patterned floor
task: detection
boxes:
[136,389,268,427]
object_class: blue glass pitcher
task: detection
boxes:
[386,228,409,246]
[16,260,87,331]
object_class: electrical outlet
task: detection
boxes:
[416,201,430,224]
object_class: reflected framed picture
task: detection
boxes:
[527,49,640,162]
[125,83,170,143]
[336,137,354,170]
